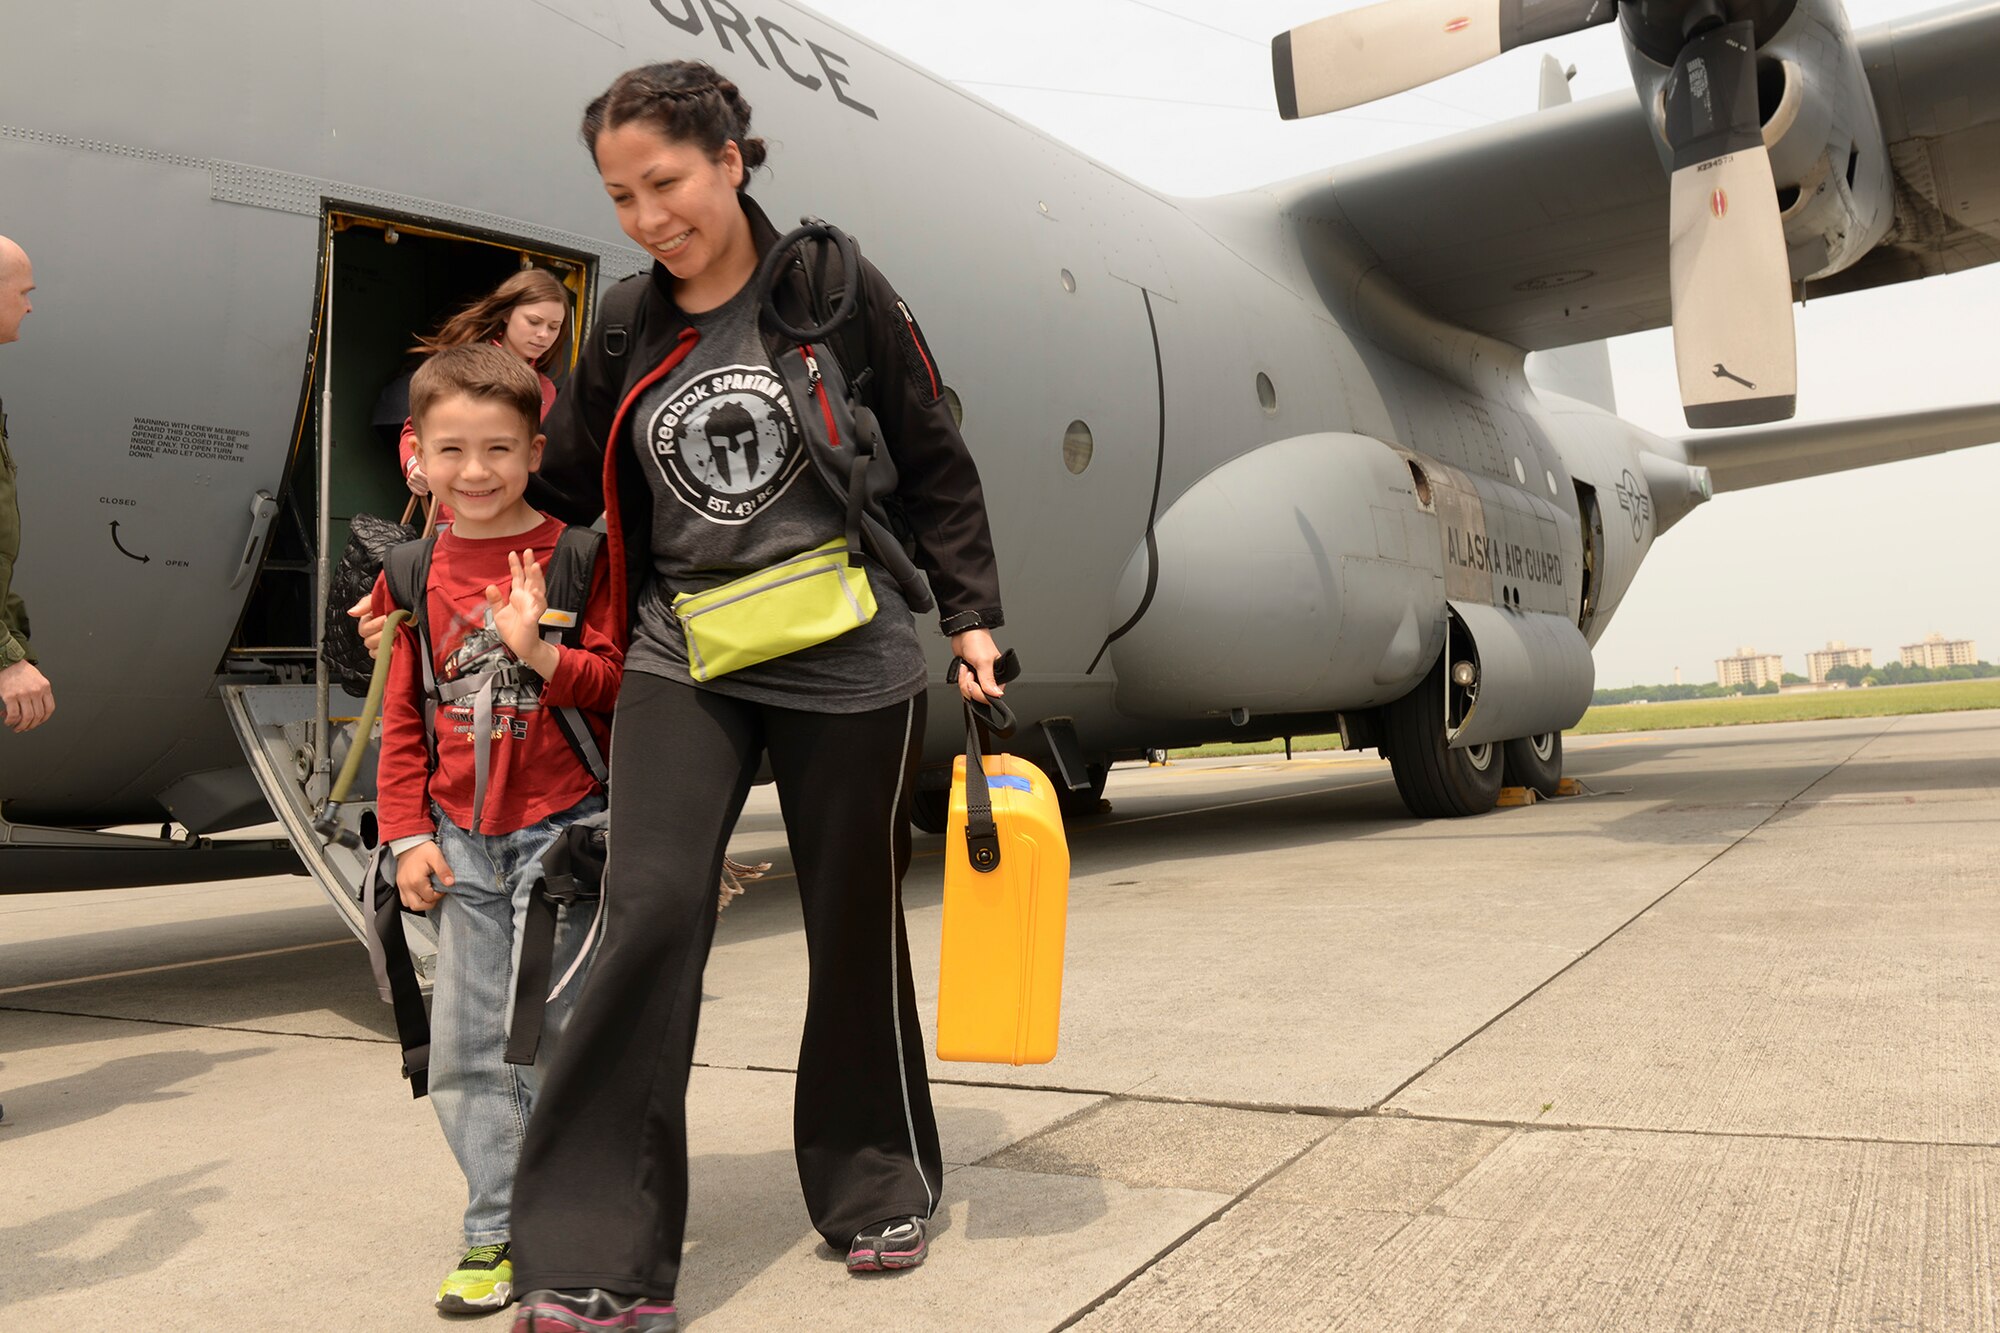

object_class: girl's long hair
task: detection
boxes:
[412,269,572,373]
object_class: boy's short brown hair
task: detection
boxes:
[409,343,542,439]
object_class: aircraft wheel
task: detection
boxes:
[1384,656,1505,817]
[911,788,949,835]
[1503,732,1563,799]
[1056,763,1109,822]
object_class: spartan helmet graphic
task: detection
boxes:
[701,401,762,491]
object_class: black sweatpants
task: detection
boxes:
[510,671,941,1299]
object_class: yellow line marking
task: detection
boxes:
[0,939,349,997]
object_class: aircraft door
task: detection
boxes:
[1575,481,1604,637]
[225,209,591,974]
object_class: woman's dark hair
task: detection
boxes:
[581,61,767,187]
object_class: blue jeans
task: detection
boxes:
[428,793,604,1246]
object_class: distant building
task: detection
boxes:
[1805,640,1872,683]
[1900,633,1977,669]
[1716,647,1785,688]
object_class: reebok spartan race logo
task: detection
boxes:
[648,365,805,523]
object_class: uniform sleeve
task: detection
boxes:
[857,257,1004,633]
[372,571,437,845]
[540,550,623,714]
[0,586,30,668]
[0,612,30,668]
[0,468,33,666]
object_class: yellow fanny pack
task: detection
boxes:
[672,537,878,681]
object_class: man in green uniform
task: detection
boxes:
[0,234,53,733]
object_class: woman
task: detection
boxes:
[399,269,572,499]
[508,62,1007,1333]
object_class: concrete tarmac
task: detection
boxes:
[3,712,1996,1329]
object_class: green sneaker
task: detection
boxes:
[437,1242,514,1315]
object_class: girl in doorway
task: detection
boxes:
[398,269,572,501]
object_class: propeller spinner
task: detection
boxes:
[1273,0,1799,426]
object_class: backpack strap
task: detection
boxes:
[596,273,649,363]
[800,227,873,401]
[382,537,442,776]
[361,843,432,1098]
[803,232,926,589]
[435,658,502,834]
[505,808,610,1068]
[538,526,610,787]
[504,526,612,1064]
[381,535,438,633]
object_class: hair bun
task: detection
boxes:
[583,61,768,191]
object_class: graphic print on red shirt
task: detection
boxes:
[435,603,545,743]
[372,514,622,844]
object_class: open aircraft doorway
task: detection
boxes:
[222,208,592,953]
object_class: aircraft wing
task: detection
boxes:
[1674,399,2000,490]
[1269,0,2000,352]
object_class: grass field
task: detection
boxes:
[1570,679,2000,734]
[1170,679,2000,759]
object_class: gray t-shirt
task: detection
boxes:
[624,283,926,712]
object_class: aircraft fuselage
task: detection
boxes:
[0,0,1680,839]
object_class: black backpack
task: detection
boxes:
[365,524,609,1097]
[380,524,610,809]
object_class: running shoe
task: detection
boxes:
[437,1242,514,1314]
[846,1216,928,1272]
[511,1289,678,1332]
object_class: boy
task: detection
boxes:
[372,343,623,1315]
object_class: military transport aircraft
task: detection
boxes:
[3,0,1999,949]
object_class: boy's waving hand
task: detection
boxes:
[488,549,560,678]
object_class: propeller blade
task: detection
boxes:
[1273,0,1614,120]
[1663,22,1797,427]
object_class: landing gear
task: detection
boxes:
[1055,763,1108,821]
[1384,655,1504,817]
[1503,732,1563,799]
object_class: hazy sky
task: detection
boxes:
[811,0,2000,686]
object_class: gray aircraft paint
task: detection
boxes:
[0,0,1997,877]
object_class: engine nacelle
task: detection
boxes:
[1104,434,1447,721]
[1625,0,1894,283]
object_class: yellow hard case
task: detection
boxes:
[936,753,1071,1065]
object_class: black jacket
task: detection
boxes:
[531,195,1004,640]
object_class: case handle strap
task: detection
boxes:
[949,651,1022,876]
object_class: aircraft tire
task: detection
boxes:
[1056,763,1109,821]
[1384,657,1505,817]
[1503,732,1563,798]
[911,788,949,835]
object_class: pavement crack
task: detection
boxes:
[0,939,349,996]
[1050,1129,1333,1331]
[1381,1108,2000,1151]
[1368,722,1899,1114]
[0,1003,393,1045]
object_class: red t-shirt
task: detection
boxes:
[373,513,621,843]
